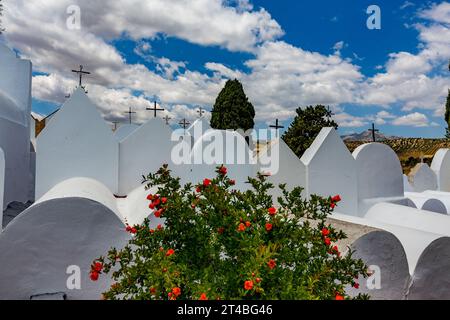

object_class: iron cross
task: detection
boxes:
[269,119,284,137]
[112,121,120,131]
[326,106,334,120]
[197,107,205,118]
[163,115,171,125]
[369,123,379,142]
[146,101,165,118]
[71,65,91,87]
[124,107,136,124]
[179,118,191,133]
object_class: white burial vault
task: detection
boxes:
[0,44,33,209]
[301,128,358,216]
[36,88,119,199]
[408,163,438,193]
[431,149,450,192]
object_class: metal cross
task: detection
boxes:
[71,65,91,87]
[269,119,284,137]
[179,118,191,133]
[163,115,171,125]
[124,107,136,124]
[369,123,379,142]
[197,107,205,118]
[146,101,165,118]
[112,121,120,131]
[326,106,334,120]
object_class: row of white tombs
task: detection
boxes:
[1,43,450,300]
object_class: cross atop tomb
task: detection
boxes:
[71,65,91,88]
[163,115,171,125]
[369,123,379,142]
[197,107,205,118]
[112,121,120,131]
[269,119,284,137]
[124,107,136,124]
[179,118,190,133]
[146,101,165,118]
[325,106,334,120]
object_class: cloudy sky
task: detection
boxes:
[1,0,450,137]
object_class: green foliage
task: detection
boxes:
[445,89,450,139]
[91,165,368,300]
[210,79,255,131]
[282,105,338,158]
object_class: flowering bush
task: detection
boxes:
[91,165,368,300]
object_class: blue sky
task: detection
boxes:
[4,0,449,137]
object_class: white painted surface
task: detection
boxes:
[114,124,139,141]
[118,118,179,196]
[406,191,450,214]
[353,143,404,215]
[408,163,438,192]
[365,203,450,237]
[190,129,255,191]
[34,177,122,221]
[332,212,444,275]
[403,174,414,192]
[257,138,306,202]
[0,148,4,230]
[431,149,450,192]
[187,117,211,144]
[301,128,358,216]
[36,88,119,199]
[121,184,164,227]
[0,44,32,209]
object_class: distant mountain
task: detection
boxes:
[341,130,400,142]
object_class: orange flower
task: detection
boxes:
[237,223,246,232]
[245,221,251,228]
[150,287,156,294]
[244,280,254,291]
[265,223,273,231]
[335,293,344,300]
[166,249,175,257]
[267,259,276,270]
[199,293,208,300]
[172,287,181,297]
[268,207,277,216]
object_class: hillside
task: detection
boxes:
[345,138,450,174]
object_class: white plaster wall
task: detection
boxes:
[0,197,130,300]
[408,163,438,192]
[406,191,450,214]
[34,177,122,221]
[332,212,443,275]
[365,203,450,237]
[118,118,179,196]
[353,143,404,215]
[187,117,211,144]
[257,138,306,202]
[114,124,139,142]
[301,128,358,216]
[190,129,255,191]
[0,44,32,126]
[403,174,414,192]
[431,149,450,192]
[0,148,4,230]
[36,88,119,199]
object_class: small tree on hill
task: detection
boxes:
[282,105,338,158]
[210,79,255,131]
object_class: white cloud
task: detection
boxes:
[391,112,430,127]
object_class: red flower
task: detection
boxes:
[267,259,276,270]
[166,249,175,257]
[244,280,254,291]
[330,202,336,209]
[268,207,277,216]
[335,294,344,300]
[217,227,225,235]
[172,287,181,297]
[90,271,99,281]
[353,283,360,289]
[256,278,262,283]
[219,166,227,175]
[230,179,236,185]
[154,209,163,218]
[324,237,331,246]
[149,202,155,210]
[245,221,251,228]
[237,223,246,232]
[130,227,137,234]
[157,224,163,230]
[203,179,211,187]
[146,194,154,201]
[125,225,132,232]
[321,228,330,236]
[196,186,202,193]
[150,287,156,294]
[332,195,342,203]
[199,293,208,300]
[153,198,161,206]
[265,223,273,231]
[161,197,168,204]
[93,262,103,272]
